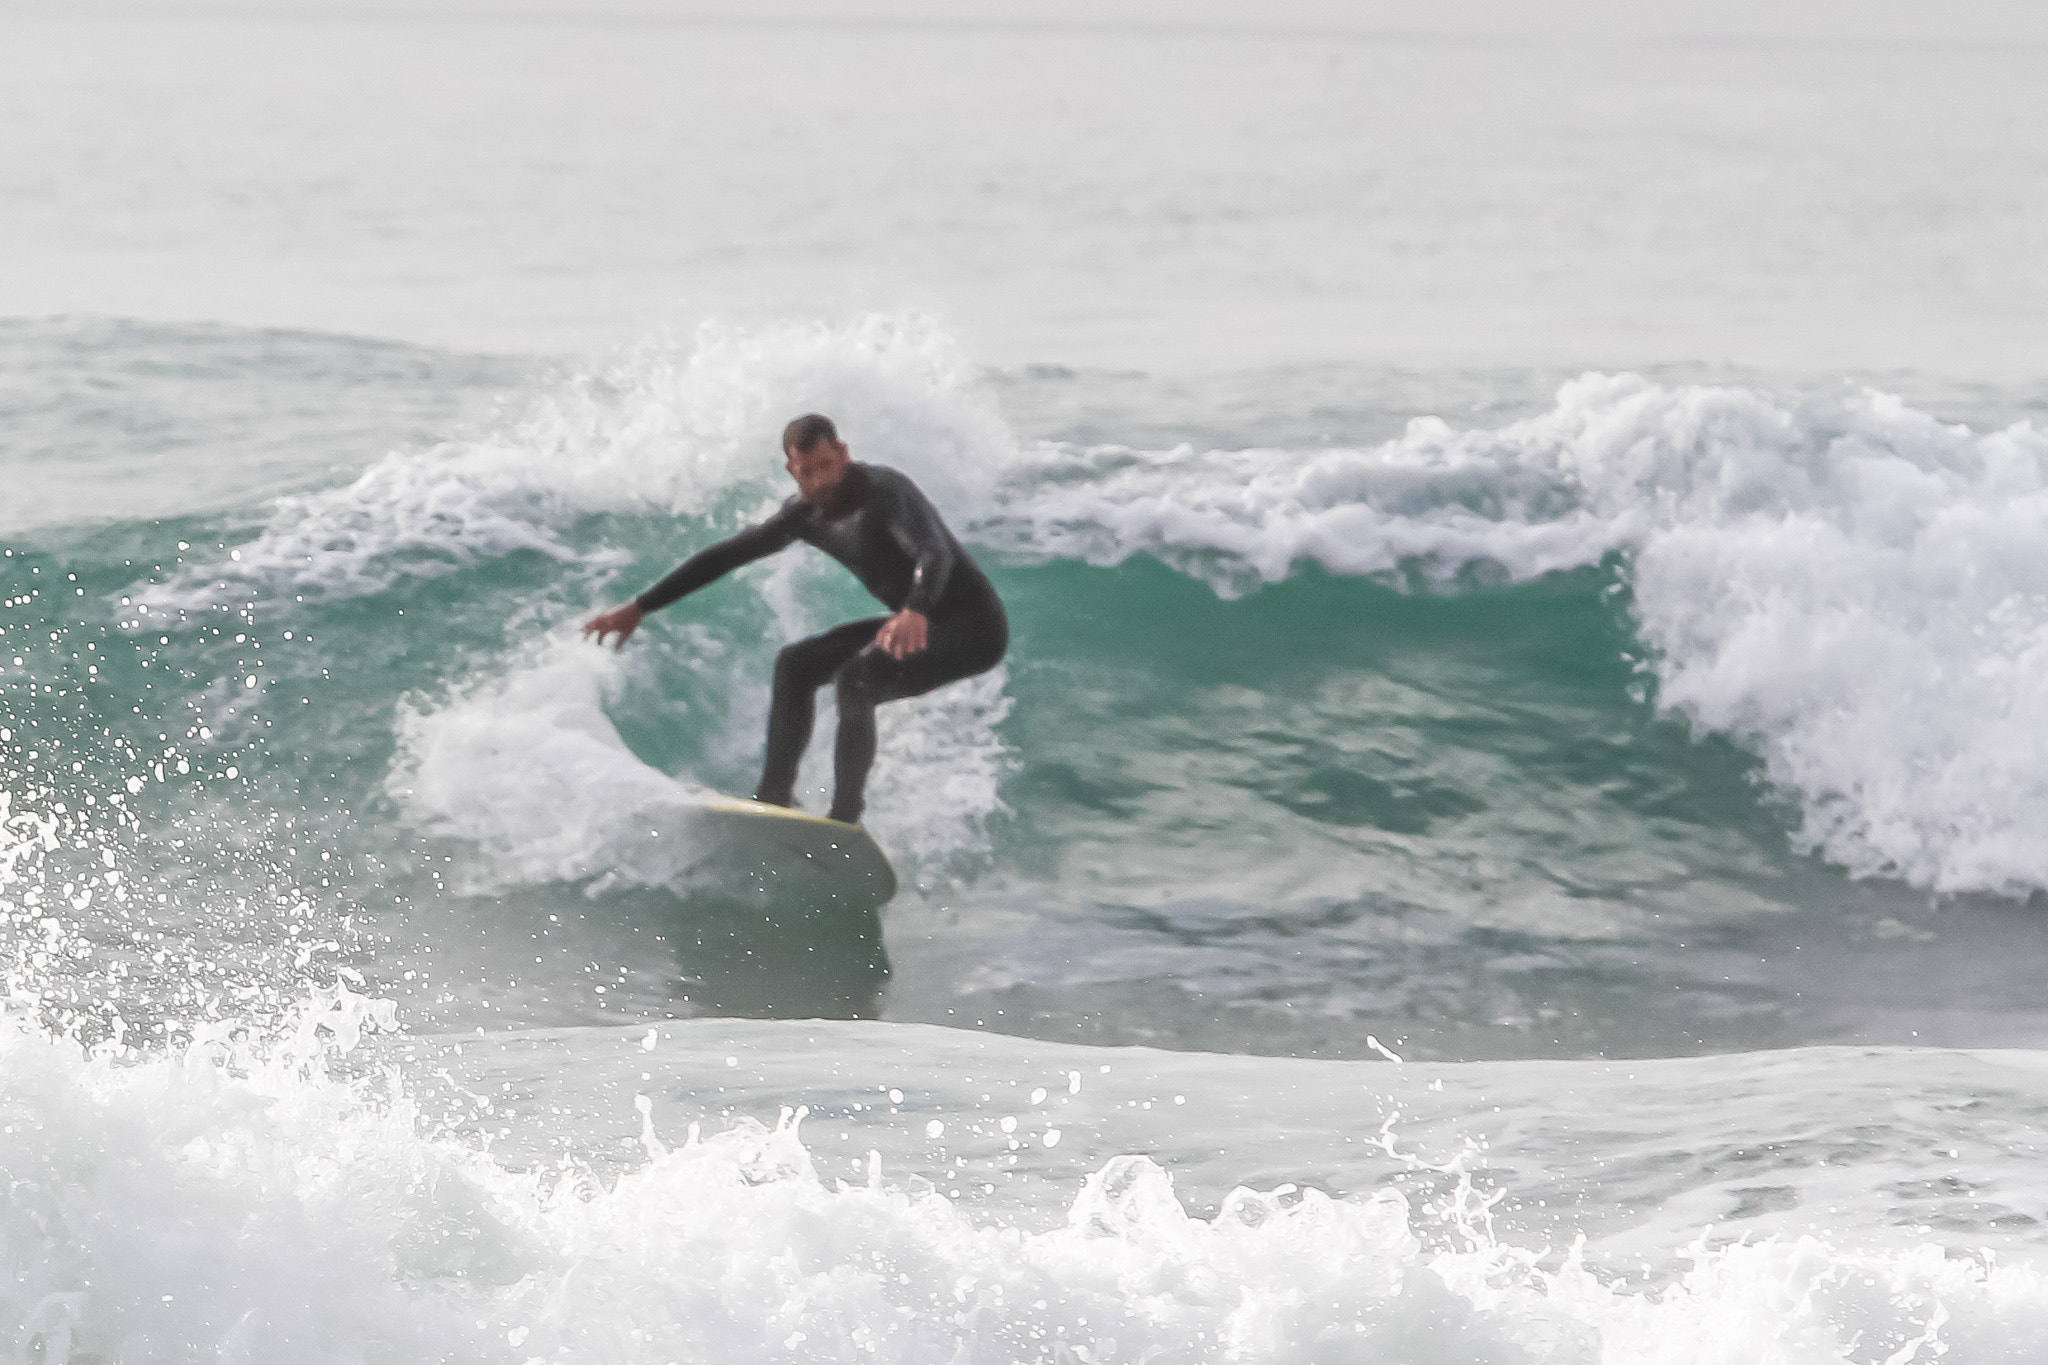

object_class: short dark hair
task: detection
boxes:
[782,413,839,453]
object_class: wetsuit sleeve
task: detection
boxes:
[879,474,958,616]
[632,501,803,614]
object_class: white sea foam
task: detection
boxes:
[7,991,2048,1364]
[141,315,1010,611]
[859,666,1014,873]
[1612,387,2048,895]
[388,637,711,892]
[983,428,1615,590]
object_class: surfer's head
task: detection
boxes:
[783,413,852,505]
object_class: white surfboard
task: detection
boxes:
[682,795,898,914]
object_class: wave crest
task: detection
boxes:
[993,375,2048,895]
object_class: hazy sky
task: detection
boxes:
[35,0,2048,41]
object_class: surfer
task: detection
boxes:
[581,414,1007,826]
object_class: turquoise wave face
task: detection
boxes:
[7,318,2048,1065]
[0,512,1933,1062]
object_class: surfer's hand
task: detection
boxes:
[876,609,928,659]
[582,603,643,650]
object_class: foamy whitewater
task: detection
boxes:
[8,2,2048,1359]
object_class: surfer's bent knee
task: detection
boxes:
[835,651,883,706]
[775,638,833,689]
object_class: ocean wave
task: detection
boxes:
[138,318,2048,894]
[4,989,2046,1364]
[987,375,2048,895]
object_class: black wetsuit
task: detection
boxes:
[635,463,1007,823]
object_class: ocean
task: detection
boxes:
[5,2,2048,1360]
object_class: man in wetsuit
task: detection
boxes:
[581,414,1007,826]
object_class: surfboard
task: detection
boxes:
[675,796,898,1018]
[681,795,898,913]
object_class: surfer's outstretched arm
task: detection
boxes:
[635,502,805,613]
[582,502,803,649]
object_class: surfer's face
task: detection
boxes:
[785,437,852,505]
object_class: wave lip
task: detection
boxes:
[1598,381,2048,895]
[985,423,1617,592]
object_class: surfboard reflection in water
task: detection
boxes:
[672,799,898,1020]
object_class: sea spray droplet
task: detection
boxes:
[889,1088,904,1104]
[633,1093,667,1159]
[1030,1087,1047,1105]
[642,1028,658,1051]
[926,1120,945,1139]
[1043,1129,1062,1148]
